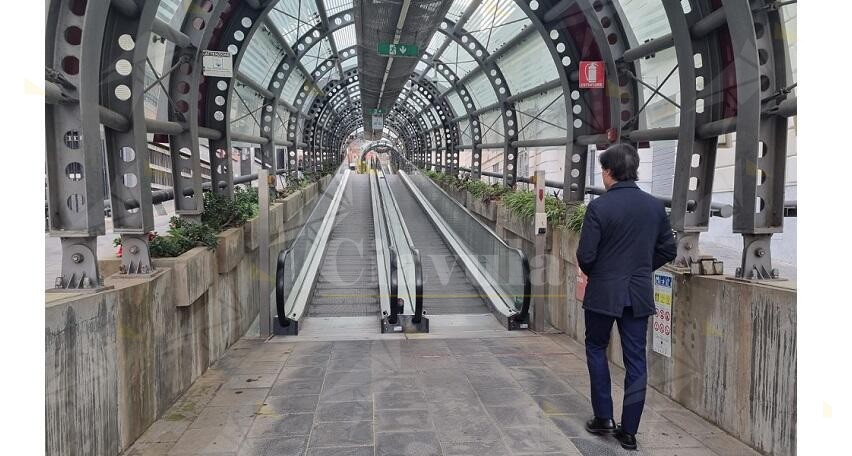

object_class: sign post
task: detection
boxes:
[652,271,674,357]
[377,42,419,57]
[579,61,605,89]
[531,170,551,332]
[258,169,271,337]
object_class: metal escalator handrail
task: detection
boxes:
[388,248,399,323]
[412,249,424,324]
[374,160,424,320]
[275,164,349,325]
[395,153,531,325]
[275,248,291,328]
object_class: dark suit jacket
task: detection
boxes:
[577,181,677,318]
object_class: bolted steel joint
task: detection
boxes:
[71,253,84,264]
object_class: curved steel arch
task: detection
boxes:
[205,0,282,199]
[46,0,112,289]
[255,9,356,176]
[414,56,484,177]
[361,143,401,161]
[99,1,160,275]
[431,19,520,186]
[397,81,448,162]
[166,0,232,220]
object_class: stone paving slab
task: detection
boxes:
[125,334,761,456]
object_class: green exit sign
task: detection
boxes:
[377,42,419,57]
[369,108,384,115]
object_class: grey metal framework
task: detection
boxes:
[45,0,796,289]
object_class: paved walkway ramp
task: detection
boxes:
[125,334,758,456]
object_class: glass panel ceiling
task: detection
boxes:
[268,1,321,45]
[619,0,672,44]
[155,0,183,25]
[333,25,356,50]
[438,40,479,78]
[241,28,284,87]
[324,0,352,16]
[467,0,530,54]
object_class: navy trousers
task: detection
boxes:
[584,306,649,435]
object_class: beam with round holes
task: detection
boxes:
[433,19,517,186]
[306,76,352,170]
[259,10,356,176]
[99,0,159,275]
[401,83,446,167]
[723,0,791,280]
[517,0,640,202]
[393,86,434,164]
[414,57,482,178]
[662,0,726,268]
[205,1,280,199]
[417,77,458,173]
[283,11,357,172]
[46,0,111,290]
[388,77,458,174]
[305,70,360,170]
[167,0,231,220]
[391,98,426,161]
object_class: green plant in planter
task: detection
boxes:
[502,190,567,226]
[149,217,219,257]
[202,186,257,231]
[565,204,587,233]
[466,180,509,202]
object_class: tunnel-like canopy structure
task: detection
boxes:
[45,0,795,290]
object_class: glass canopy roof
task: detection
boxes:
[146,0,572,145]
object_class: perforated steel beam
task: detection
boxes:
[166,0,230,221]
[100,0,158,275]
[205,1,280,200]
[46,0,110,290]
[723,0,791,280]
[663,0,725,268]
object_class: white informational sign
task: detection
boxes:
[372,115,384,130]
[202,50,233,78]
[652,271,674,357]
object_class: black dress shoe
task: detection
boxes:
[585,417,617,435]
[615,429,638,450]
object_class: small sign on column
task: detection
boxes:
[579,61,605,89]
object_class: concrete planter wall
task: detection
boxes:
[46,182,319,456]
[215,227,244,274]
[243,216,259,251]
[437,179,797,456]
[465,192,498,223]
[152,247,216,308]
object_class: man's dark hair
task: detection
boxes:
[599,143,640,181]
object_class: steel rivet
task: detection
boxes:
[71,253,84,263]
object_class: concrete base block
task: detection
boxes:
[215,228,244,274]
[243,217,259,251]
[466,192,497,222]
[153,247,216,308]
[269,203,285,239]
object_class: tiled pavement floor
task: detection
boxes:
[125,334,761,456]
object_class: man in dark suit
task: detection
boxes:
[577,144,677,451]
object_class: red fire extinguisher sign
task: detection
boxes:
[579,61,605,89]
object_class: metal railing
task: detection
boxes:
[371,158,425,328]
[274,163,350,333]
